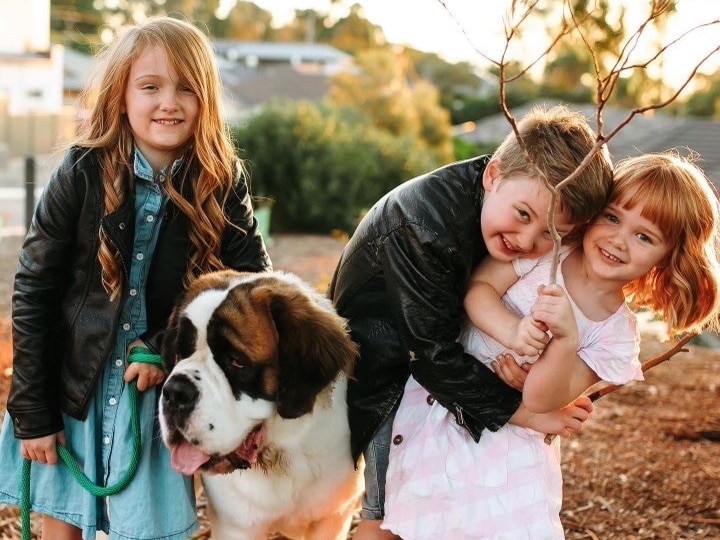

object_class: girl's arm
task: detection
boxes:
[510,395,593,435]
[522,284,600,412]
[465,257,549,357]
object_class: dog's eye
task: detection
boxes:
[229,354,247,370]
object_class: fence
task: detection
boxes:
[0,105,76,163]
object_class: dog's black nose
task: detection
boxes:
[162,374,199,410]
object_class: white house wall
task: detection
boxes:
[0,45,64,114]
[0,0,50,54]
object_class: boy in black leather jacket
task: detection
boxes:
[328,104,613,540]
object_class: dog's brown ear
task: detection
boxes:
[264,280,358,419]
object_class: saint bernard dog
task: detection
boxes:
[159,270,363,540]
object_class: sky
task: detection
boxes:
[224,0,720,90]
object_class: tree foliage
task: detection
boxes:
[325,3,387,54]
[232,101,441,233]
[329,48,454,163]
[685,70,720,118]
[50,0,104,52]
[214,1,274,41]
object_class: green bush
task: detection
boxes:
[232,101,442,233]
[453,137,497,162]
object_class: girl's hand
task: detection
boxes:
[124,362,165,391]
[124,340,165,391]
[530,284,578,343]
[492,353,532,391]
[508,315,549,357]
[522,396,593,436]
[20,431,66,465]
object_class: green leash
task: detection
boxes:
[19,347,162,539]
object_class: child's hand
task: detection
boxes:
[124,361,165,391]
[124,340,165,391]
[530,284,578,344]
[523,396,593,436]
[492,353,532,391]
[20,430,66,465]
[508,314,549,357]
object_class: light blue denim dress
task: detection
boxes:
[0,150,198,539]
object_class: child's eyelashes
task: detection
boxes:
[603,213,619,224]
[138,83,195,94]
[636,233,653,244]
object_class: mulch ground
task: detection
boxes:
[0,233,718,539]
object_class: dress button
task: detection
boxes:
[103,436,111,445]
[392,434,404,445]
[119,223,125,230]
[108,397,117,406]
[122,323,131,331]
[146,215,154,222]
[129,288,137,296]
[115,358,123,367]
[426,394,435,405]
[136,253,144,261]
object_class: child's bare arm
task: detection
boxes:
[510,395,593,435]
[522,285,600,412]
[465,258,549,356]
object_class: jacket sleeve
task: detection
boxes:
[221,166,272,273]
[9,151,84,438]
[381,226,522,442]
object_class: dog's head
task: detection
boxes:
[158,270,358,475]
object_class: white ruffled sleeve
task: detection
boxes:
[577,305,644,385]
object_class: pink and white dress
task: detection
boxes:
[383,247,643,540]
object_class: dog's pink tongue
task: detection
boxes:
[171,441,211,475]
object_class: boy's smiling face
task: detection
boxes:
[480,160,573,262]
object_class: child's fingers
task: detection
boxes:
[135,372,150,392]
[537,283,564,297]
[530,317,549,333]
[123,362,140,383]
[149,370,165,388]
[526,323,549,344]
[571,395,594,416]
[493,353,527,391]
[127,364,165,391]
[21,435,59,465]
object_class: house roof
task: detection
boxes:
[223,64,330,110]
[213,40,351,67]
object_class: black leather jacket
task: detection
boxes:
[328,156,523,460]
[8,147,272,439]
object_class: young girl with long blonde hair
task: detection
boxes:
[0,16,270,540]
